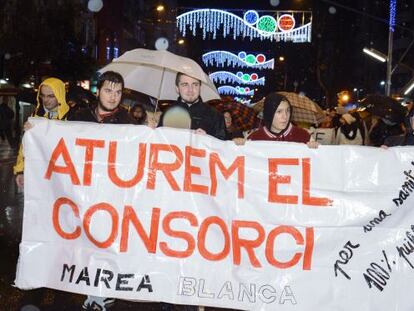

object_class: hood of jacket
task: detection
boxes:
[263,92,292,134]
[34,78,69,120]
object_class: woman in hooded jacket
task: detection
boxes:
[247,92,318,148]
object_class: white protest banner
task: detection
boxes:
[15,118,414,311]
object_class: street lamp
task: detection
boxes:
[341,93,350,103]
[362,0,396,97]
[402,77,414,95]
[362,48,387,63]
[362,46,393,96]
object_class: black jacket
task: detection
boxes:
[68,105,135,124]
[160,97,226,140]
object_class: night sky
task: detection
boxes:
[174,0,413,106]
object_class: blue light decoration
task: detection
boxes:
[113,47,119,58]
[244,10,259,25]
[105,37,111,61]
[218,86,255,96]
[389,0,396,32]
[106,46,111,61]
[113,36,119,58]
[210,71,265,86]
[177,9,312,42]
[202,51,274,69]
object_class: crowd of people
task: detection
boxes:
[9,69,414,310]
[317,103,413,147]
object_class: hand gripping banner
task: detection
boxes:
[15,119,414,310]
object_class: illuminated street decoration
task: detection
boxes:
[389,0,396,32]
[202,51,274,69]
[218,86,255,96]
[177,9,312,42]
[278,14,295,31]
[210,71,265,85]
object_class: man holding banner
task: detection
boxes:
[13,73,414,311]
[68,70,134,310]
[16,113,414,310]
[68,71,134,124]
[159,72,226,140]
[14,77,70,189]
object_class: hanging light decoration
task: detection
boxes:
[202,51,274,69]
[210,71,265,86]
[177,9,312,42]
[218,86,255,96]
[389,0,396,32]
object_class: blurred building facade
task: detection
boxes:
[352,0,414,96]
[0,0,412,102]
[0,0,182,85]
[90,0,180,66]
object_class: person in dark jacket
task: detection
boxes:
[369,117,404,147]
[68,71,134,124]
[68,71,134,311]
[159,72,226,140]
[382,108,414,147]
[223,110,243,140]
[129,103,147,125]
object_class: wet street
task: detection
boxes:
[0,141,232,311]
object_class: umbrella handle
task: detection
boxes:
[155,68,166,113]
[155,99,159,113]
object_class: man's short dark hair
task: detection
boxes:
[97,71,124,90]
[175,72,201,87]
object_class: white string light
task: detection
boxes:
[202,50,274,69]
[177,9,312,42]
[210,71,265,85]
[218,86,255,96]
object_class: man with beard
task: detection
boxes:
[68,71,134,311]
[68,71,133,124]
[159,72,226,140]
